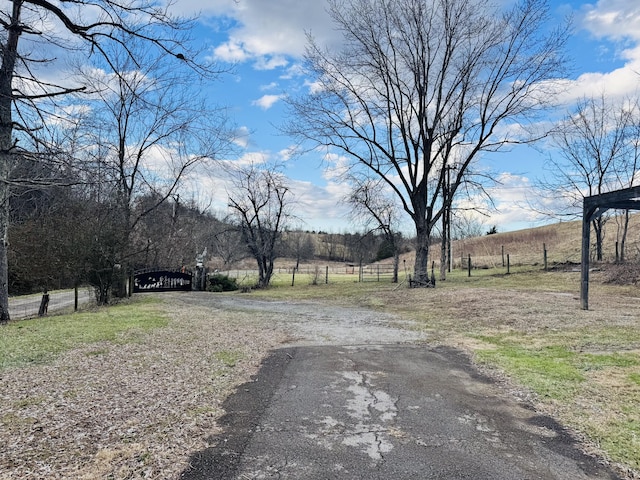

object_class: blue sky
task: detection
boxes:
[133,1,640,233]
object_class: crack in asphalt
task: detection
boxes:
[337,369,398,461]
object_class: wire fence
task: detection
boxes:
[9,287,95,320]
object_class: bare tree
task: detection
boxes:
[210,222,249,269]
[616,99,640,262]
[542,94,635,261]
[283,230,316,270]
[346,176,402,282]
[286,0,568,285]
[0,1,215,320]
[70,38,229,302]
[228,163,292,288]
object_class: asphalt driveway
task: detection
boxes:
[179,340,620,479]
[167,293,622,479]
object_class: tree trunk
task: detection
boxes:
[0,1,23,322]
[413,225,431,285]
[0,190,9,323]
[593,218,604,261]
[392,250,399,284]
[620,210,629,263]
[439,235,447,282]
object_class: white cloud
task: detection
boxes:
[322,152,352,181]
[252,94,283,110]
[232,126,251,149]
[580,1,640,41]
[213,39,250,62]
[287,179,355,232]
[453,173,551,232]
[201,0,335,66]
[278,145,299,162]
[561,2,640,101]
[254,55,289,71]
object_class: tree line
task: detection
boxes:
[8,176,410,298]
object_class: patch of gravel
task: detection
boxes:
[0,296,287,479]
[177,291,428,346]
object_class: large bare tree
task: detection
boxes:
[0,1,215,320]
[286,0,569,284]
[542,94,636,261]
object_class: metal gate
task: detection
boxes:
[133,269,193,293]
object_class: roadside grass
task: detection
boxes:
[245,265,640,473]
[0,297,168,370]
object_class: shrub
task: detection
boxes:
[207,274,239,292]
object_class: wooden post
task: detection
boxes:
[291,268,295,287]
[74,285,79,311]
[581,206,592,310]
[38,290,49,317]
[501,245,505,267]
[507,254,510,274]
[325,266,329,284]
[467,254,471,277]
[543,243,548,271]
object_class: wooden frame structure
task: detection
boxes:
[581,185,640,309]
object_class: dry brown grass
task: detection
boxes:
[0,300,286,479]
[450,214,640,269]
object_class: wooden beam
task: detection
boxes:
[580,203,592,310]
[580,185,640,310]
[584,185,640,209]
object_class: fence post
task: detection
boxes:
[74,285,79,311]
[468,254,471,277]
[291,268,296,287]
[38,290,49,317]
[325,266,329,284]
[502,245,505,267]
[543,243,548,270]
[507,254,510,274]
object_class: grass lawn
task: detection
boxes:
[0,297,168,370]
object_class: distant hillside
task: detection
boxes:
[447,214,640,269]
[387,213,640,271]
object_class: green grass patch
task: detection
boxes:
[0,297,168,370]
[579,353,640,371]
[475,339,585,400]
[214,350,242,368]
[629,373,640,386]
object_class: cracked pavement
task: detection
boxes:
[177,294,621,480]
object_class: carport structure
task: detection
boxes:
[581,185,640,310]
